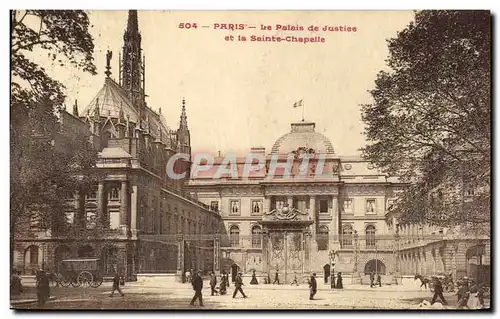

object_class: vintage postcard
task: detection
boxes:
[10,10,491,310]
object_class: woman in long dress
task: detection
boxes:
[336,272,343,289]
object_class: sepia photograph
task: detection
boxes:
[9,9,491,311]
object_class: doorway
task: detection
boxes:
[323,264,331,284]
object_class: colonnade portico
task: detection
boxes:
[259,185,340,283]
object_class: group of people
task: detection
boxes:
[369,272,382,288]
[189,269,247,307]
[416,274,488,309]
[456,277,487,309]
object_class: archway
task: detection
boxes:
[231,263,240,283]
[364,259,386,275]
[78,245,95,258]
[323,264,331,284]
[466,244,489,283]
[24,245,40,275]
[53,245,72,272]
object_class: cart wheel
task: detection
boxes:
[53,273,64,287]
[78,271,93,287]
[90,277,103,288]
[59,277,71,288]
[70,278,81,287]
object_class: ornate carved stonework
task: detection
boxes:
[263,203,308,221]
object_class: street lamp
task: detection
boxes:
[329,250,338,289]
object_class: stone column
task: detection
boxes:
[264,196,271,213]
[120,181,129,233]
[97,182,106,227]
[214,234,221,276]
[75,191,85,228]
[330,196,339,248]
[309,196,317,251]
[176,234,184,282]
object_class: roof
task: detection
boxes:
[99,147,132,158]
[271,121,335,154]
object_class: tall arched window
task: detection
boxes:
[317,225,329,250]
[251,225,262,248]
[366,225,376,247]
[230,225,240,247]
[342,224,353,247]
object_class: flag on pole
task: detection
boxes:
[293,99,303,108]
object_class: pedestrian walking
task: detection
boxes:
[290,273,299,286]
[225,270,230,287]
[190,270,204,306]
[331,273,336,289]
[220,270,227,295]
[210,271,218,296]
[273,269,280,285]
[36,269,50,308]
[185,269,191,284]
[109,271,125,297]
[430,277,448,306]
[336,272,343,289]
[377,273,382,287]
[309,273,317,300]
[232,272,247,298]
[370,272,375,288]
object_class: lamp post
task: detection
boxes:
[329,250,338,289]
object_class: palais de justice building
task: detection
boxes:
[189,120,405,283]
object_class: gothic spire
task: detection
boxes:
[122,10,143,110]
[179,97,188,130]
[126,10,139,35]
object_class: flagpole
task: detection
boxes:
[302,101,305,121]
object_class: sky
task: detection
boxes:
[45,10,415,156]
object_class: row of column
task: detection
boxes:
[73,180,130,232]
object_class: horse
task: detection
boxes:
[414,274,431,290]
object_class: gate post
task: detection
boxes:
[176,233,184,282]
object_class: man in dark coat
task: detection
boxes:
[190,270,204,306]
[273,269,280,285]
[309,273,317,300]
[36,270,50,308]
[370,272,375,288]
[232,272,247,298]
[109,270,125,297]
[377,273,382,287]
[210,271,218,296]
[430,277,448,305]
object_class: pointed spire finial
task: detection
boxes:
[180,97,188,130]
[94,98,100,121]
[105,50,112,78]
[126,10,139,35]
[73,99,79,117]
[118,102,125,123]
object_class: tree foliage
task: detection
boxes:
[10,11,98,250]
[361,11,491,231]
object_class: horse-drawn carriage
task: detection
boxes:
[54,258,104,288]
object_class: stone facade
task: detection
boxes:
[12,10,221,280]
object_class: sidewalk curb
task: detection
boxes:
[11,296,56,306]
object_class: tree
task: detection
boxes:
[361,11,491,231]
[10,10,98,268]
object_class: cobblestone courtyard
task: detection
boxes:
[12,279,486,310]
